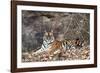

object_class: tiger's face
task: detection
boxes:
[43,30,55,43]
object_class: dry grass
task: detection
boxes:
[22,45,90,62]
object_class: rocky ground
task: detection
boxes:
[22,45,90,62]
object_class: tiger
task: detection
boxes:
[35,30,83,57]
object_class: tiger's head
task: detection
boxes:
[43,30,55,43]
